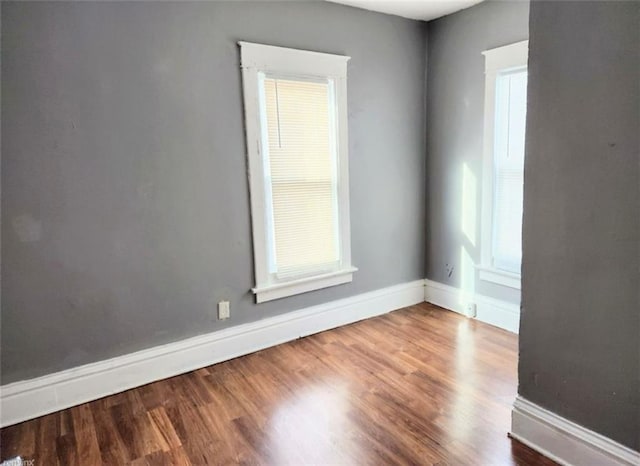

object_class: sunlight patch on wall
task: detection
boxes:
[461,163,477,248]
[459,163,477,309]
[459,245,476,306]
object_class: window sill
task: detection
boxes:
[252,267,358,303]
[477,266,521,290]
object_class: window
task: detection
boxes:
[479,40,528,289]
[239,42,356,303]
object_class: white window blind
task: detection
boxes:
[492,69,527,273]
[240,42,353,303]
[259,75,340,279]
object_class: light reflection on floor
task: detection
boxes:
[268,381,360,465]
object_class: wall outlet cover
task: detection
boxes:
[218,301,230,320]
[466,303,477,318]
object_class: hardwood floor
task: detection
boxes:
[0,303,555,465]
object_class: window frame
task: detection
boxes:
[239,42,356,303]
[479,40,529,290]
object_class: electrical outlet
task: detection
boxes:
[218,301,230,320]
[465,303,477,318]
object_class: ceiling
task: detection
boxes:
[327,0,485,21]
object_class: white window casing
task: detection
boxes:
[479,40,529,290]
[239,42,356,303]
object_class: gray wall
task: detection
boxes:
[1,1,427,384]
[520,0,639,450]
[424,0,529,303]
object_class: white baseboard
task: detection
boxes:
[423,279,468,315]
[0,280,425,427]
[423,279,520,333]
[511,396,640,466]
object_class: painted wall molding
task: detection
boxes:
[0,280,425,427]
[511,396,640,466]
[423,279,520,333]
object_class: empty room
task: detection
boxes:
[1,0,638,465]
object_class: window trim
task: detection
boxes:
[239,42,355,303]
[479,40,528,290]
[477,266,521,290]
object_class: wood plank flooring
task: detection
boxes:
[0,303,555,465]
